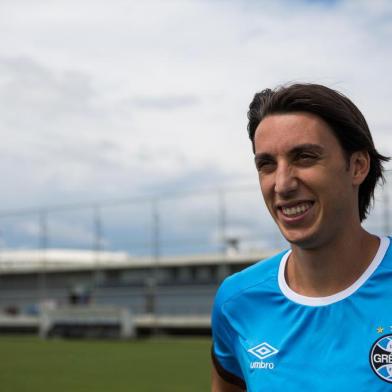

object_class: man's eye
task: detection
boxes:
[296,153,318,163]
[256,161,275,172]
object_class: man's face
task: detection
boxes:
[254,112,360,249]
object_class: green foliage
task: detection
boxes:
[0,336,211,391]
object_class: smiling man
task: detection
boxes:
[211,84,392,391]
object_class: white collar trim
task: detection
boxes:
[278,236,390,307]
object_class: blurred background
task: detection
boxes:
[0,0,391,390]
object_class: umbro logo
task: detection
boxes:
[248,342,279,370]
[248,342,279,360]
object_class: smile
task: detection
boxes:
[280,202,313,217]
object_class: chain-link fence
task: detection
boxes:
[0,172,391,258]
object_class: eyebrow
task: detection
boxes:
[254,143,324,161]
[290,143,325,156]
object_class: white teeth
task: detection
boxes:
[282,203,311,216]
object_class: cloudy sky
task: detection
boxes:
[0,0,391,253]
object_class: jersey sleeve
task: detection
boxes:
[211,281,246,389]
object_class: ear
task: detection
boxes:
[350,151,370,186]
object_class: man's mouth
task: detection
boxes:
[279,202,313,217]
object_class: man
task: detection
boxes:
[211,84,391,391]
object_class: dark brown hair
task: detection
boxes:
[247,83,389,221]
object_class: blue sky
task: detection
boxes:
[0,0,391,253]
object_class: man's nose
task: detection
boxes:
[274,163,298,196]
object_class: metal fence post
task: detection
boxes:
[145,199,160,321]
[93,205,103,294]
[383,182,390,236]
[38,210,48,301]
[217,190,229,282]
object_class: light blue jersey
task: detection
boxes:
[211,236,392,391]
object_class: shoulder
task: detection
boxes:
[377,236,392,271]
[214,250,288,310]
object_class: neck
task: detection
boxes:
[286,228,380,297]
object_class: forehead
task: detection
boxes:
[254,112,341,154]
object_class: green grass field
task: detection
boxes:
[0,335,212,391]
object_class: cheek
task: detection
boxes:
[311,175,351,213]
[258,175,268,195]
[259,176,275,208]
[300,170,332,194]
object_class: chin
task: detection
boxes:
[281,229,320,250]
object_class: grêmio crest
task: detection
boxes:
[370,334,392,383]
